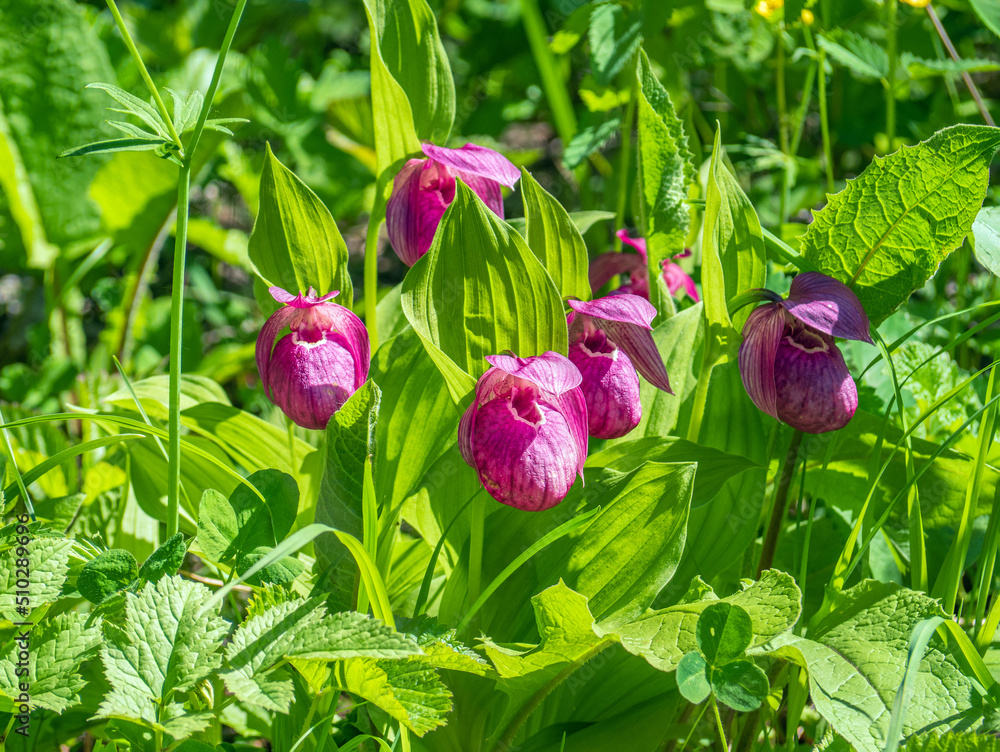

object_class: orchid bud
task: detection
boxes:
[458,352,588,511]
[739,272,872,434]
[255,286,370,430]
[386,143,521,266]
[567,295,673,440]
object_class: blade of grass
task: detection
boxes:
[883,617,946,752]
[357,456,378,615]
[974,467,1000,647]
[520,0,577,144]
[0,407,34,519]
[412,493,479,619]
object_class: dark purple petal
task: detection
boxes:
[484,352,582,395]
[569,332,642,439]
[589,252,647,294]
[782,272,873,344]
[458,403,476,469]
[773,328,858,433]
[421,143,520,188]
[386,158,455,266]
[265,332,359,430]
[737,304,786,421]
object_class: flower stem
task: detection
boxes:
[885,0,897,150]
[756,429,803,578]
[710,696,728,752]
[817,46,835,194]
[926,5,996,126]
[676,701,711,752]
[686,359,714,443]
[776,24,790,224]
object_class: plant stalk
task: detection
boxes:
[886,0,897,149]
[685,360,714,443]
[926,5,996,126]
[817,47,834,193]
[757,429,803,577]
[710,696,728,752]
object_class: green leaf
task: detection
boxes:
[904,734,1000,752]
[902,53,1000,79]
[520,166,592,301]
[972,205,1000,276]
[401,181,568,397]
[96,576,227,728]
[248,144,353,306]
[137,532,187,584]
[196,489,238,563]
[104,374,232,420]
[0,611,101,713]
[368,0,455,143]
[769,581,982,752]
[236,547,304,587]
[817,31,889,80]
[615,570,801,673]
[970,0,1000,40]
[315,381,380,589]
[506,210,616,238]
[77,549,139,604]
[635,50,695,318]
[697,603,753,665]
[59,137,168,158]
[562,117,621,170]
[800,125,1000,324]
[710,659,768,712]
[701,128,767,352]
[0,536,72,620]
[85,83,172,141]
[396,616,492,676]
[589,4,644,86]
[676,652,711,704]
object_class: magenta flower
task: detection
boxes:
[458,352,588,512]
[739,272,872,434]
[567,294,673,439]
[256,286,370,430]
[589,229,700,302]
[386,143,521,266]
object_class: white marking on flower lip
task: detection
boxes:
[577,340,620,361]
[292,331,333,349]
[506,398,545,427]
[785,334,829,355]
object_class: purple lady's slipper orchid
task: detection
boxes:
[459,352,588,512]
[588,230,700,302]
[567,294,673,439]
[738,272,873,434]
[386,143,521,266]
[256,286,370,430]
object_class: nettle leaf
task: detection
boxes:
[77,549,139,604]
[635,51,695,319]
[96,577,227,730]
[769,581,982,752]
[905,734,1000,752]
[396,615,492,676]
[902,53,1000,80]
[248,144,353,306]
[800,125,1000,324]
[615,570,801,672]
[697,602,753,665]
[137,532,188,584]
[520,167,592,301]
[562,116,621,170]
[589,3,644,86]
[0,611,101,713]
[401,181,568,401]
[0,536,73,620]
[818,31,889,81]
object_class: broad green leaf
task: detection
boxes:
[970,0,1000,40]
[137,533,188,584]
[401,181,568,396]
[333,656,452,736]
[697,602,753,665]
[196,489,237,563]
[772,582,983,752]
[236,547,304,587]
[247,144,353,306]
[904,735,1000,752]
[614,570,801,673]
[589,4,644,86]
[710,659,768,712]
[507,210,616,238]
[635,51,695,319]
[520,167,592,301]
[104,374,232,420]
[370,329,458,510]
[0,536,73,620]
[800,125,1000,324]
[369,0,455,143]
[972,205,1000,276]
[676,652,711,703]
[818,31,889,80]
[77,549,139,604]
[562,117,621,170]
[96,577,227,728]
[0,611,101,713]
[315,381,380,579]
[701,128,767,347]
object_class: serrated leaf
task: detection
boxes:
[96,577,227,727]
[396,616,491,676]
[904,734,1000,752]
[562,117,621,170]
[697,602,753,665]
[59,138,167,158]
[401,181,568,401]
[77,549,139,604]
[589,4,644,86]
[248,144,353,305]
[710,659,768,712]
[520,167,592,300]
[0,611,101,712]
[0,536,73,620]
[614,570,801,672]
[635,51,695,318]
[902,53,1000,80]
[676,652,711,703]
[86,83,172,141]
[800,125,1000,324]
[105,120,162,140]
[818,31,889,80]
[137,532,187,584]
[768,581,982,752]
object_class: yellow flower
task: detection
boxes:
[755,0,784,18]
[901,0,931,6]
[801,8,815,24]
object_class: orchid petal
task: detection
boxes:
[546,386,589,480]
[458,403,477,469]
[569,337,641,439]
[255,304,297,389]
[615,229,648,260]
[386,158,455,266]
[662,263,700,302]
[309,304,371,389]
[269,286,340,308]
[737,304,786,421]
[782,272,873,344]
[421,143,521,188]
[484,351,582,395]
[456,171,505,218]
[773,331,858,433]
[568,294,656,329]
[589,251,646,293]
